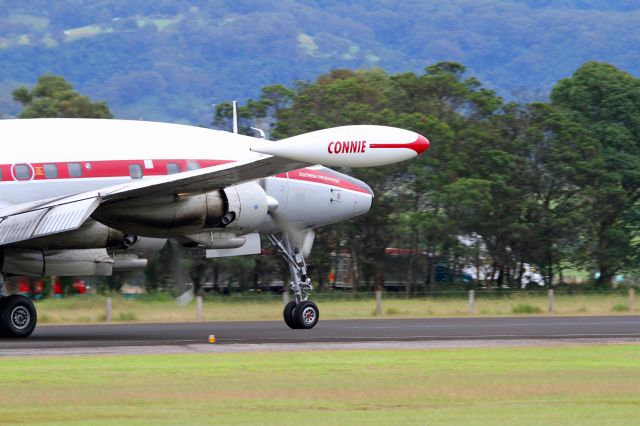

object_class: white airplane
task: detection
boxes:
[0,118,429,337]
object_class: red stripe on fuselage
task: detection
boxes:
[0,160,371,194]
[0,159,233,181]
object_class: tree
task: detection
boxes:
[213,60,640,291]
[12,75,112,118]
[482,102,599,287]
[551,62,640,286]
[227,63,507,292]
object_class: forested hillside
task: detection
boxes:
[0,0,639,123]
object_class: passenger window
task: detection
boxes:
[166,162,181,175]
[44,164,58,179]
[14,164,32,180]
[187,160,200,171]
[129,164,143,179]
[68,163,82,178]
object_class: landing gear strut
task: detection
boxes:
[0,275,37,338]
[269,232,319,329]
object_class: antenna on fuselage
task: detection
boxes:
[232,100,239,134]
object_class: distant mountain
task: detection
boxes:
[0,0,639,124]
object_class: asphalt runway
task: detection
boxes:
[1,315,639,352]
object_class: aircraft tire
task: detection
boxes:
[0,295,37,338]
[293,300,319,330]
[283,301,299,329]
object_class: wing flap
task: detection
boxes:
[0,209,48,246]
[0,198,101,246]
[33,198,101,237]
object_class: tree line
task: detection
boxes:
[220,61,640,290]
[9,61,640,292]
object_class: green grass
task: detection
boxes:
[117,311,137,321]
[612,303,630,312]
[512,303,543,314]
[33,292,637,325]
[0,345,638,425]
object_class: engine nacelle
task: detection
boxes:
[106,235,167,272]
[94,191,226,238]
[93,182,270,239]
[111,252,148,272]
[1,248,114,276]
[222,182,270,234]
[183,231,248,249]
[118,235,168,257]
[9,219,167,256]
[12,218,127,250]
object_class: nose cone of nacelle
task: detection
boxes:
[413,134,430,155]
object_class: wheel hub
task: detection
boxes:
[301,306,316,326]
[10,306,30,330]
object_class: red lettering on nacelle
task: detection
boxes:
[328,140,367,154]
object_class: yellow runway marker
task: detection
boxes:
[208,335,216,343]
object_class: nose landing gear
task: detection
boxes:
[269,232,319,329]
[283,299,319,329]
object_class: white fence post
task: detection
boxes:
[468,290,475,315]
[547,288,555,313]
[105,297,112,323]
[196,295,203,321]
[630,288,636,312]
[375,290,382,315]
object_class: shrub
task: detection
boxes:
[512,303,542,314]
[118,312,137,321]
[612,303,629,312]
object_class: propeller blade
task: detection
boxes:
[167,239,193,301]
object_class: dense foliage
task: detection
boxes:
[222,60,640,289]
[8,56,640,289]
[1,1,640,124]
[11,60,640,290]
[12,75,112,118]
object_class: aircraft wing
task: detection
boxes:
[0,123,427,246]
[0,155,307,246]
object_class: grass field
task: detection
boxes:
[0,345,638,425]
[33,292,637,325]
